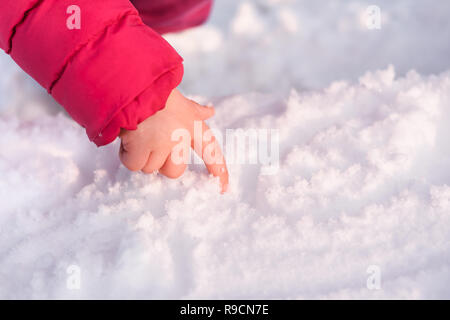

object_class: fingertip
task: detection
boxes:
[220,176,229,194]
[121,158,144,172]
[214,165,229,194]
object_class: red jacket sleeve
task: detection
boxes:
[131,0,213,34]
[0,0,184,146]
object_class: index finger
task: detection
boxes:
[191,120,229,193]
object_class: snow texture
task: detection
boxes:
[1,0,450,299]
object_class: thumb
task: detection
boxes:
[192,101,215,120]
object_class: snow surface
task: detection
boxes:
[1,0,450,299]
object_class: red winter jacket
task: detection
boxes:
[0,0,212,146]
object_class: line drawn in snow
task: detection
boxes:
[66,5,81,30]
[66,264,81,290]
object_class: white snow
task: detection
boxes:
[1,0,450,299]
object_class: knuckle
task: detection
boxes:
[119,156,139,172]
[123,163,142,172]
[162,165,187,179]
[142,166,156,174]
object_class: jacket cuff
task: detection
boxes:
[49,14,184,145]
[93,63,184,146]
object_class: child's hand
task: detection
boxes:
[119,89,229,192]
